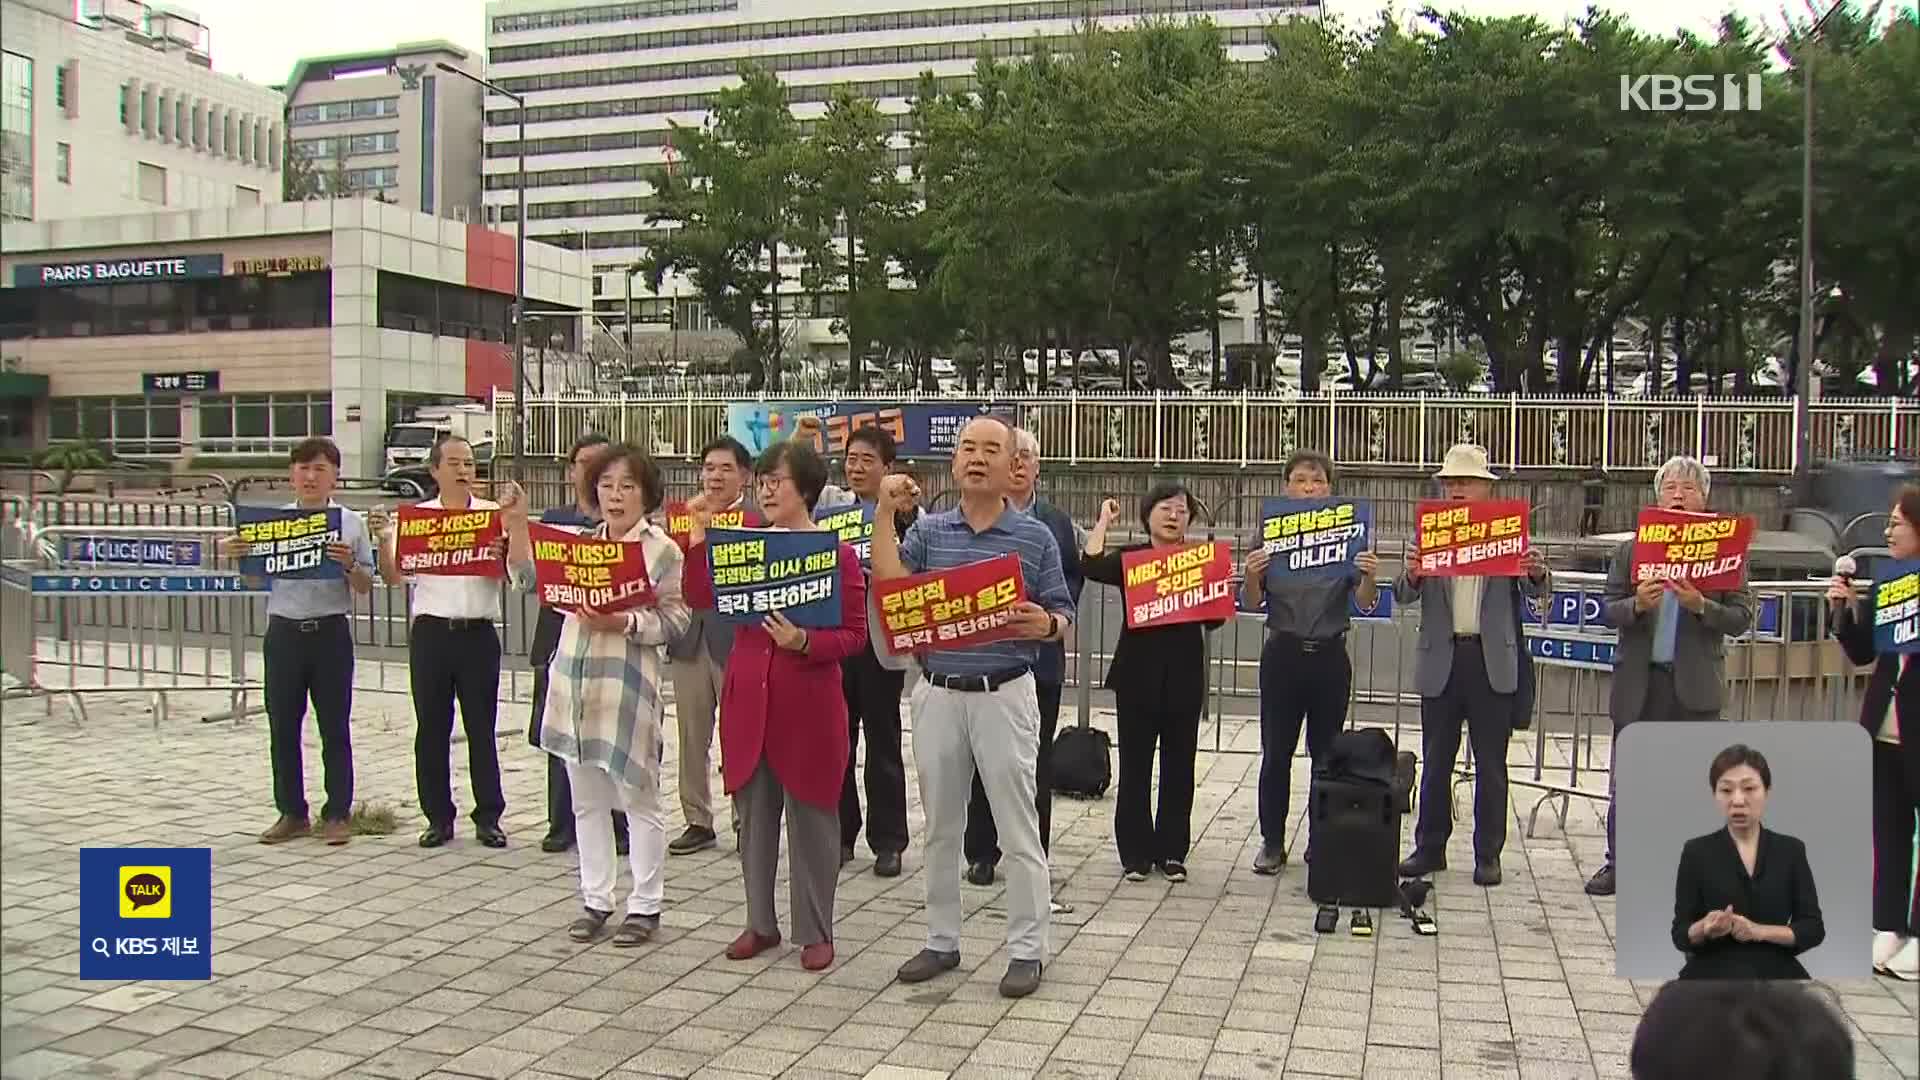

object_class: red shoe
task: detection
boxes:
[725,929,781,961]
[801,942,834,971]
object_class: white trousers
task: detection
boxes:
[566,759,666,916]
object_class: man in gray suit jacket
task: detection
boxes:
[1395,445,1550,887]
[1585,455,1753,896]
[667,436,753,855]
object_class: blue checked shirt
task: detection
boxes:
[898,502,1075,677]
[264,501,374,621]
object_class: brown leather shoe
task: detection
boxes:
[259,816,310,845]
[320,819,351,846]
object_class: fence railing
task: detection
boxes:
[496,390,1917,474]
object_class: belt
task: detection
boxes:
[1650,662,1675,672]
[1452,634,1482,643]
[416,615,493,631]
[1268,631,1345,654]
[270,614,346,633]
[925,666,1032,693]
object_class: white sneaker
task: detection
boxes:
[1887,936,1920,982]
[1873,930,1905,972]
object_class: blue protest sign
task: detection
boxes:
[234,506,342,579]
[1258,497,1371,587]
[79,847,212,980]
[1871,560,1920,654]
[815,502,875,567]
[706,527,843,628]
[62,536,204,567]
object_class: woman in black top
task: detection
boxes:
[1082,482,1224,883]
[1829,484,1920,981]
[1672,744,1824,980]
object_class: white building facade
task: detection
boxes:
[480,0,1316,367]
[0,0,284,224]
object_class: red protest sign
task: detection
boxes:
[873,553,1027,656]
[528,522,655,613]
[1631,508,1754,591]
[663,500,764,551]
[1120,542,1235,628]
[1414,499,1530,577]
[394,506,505,576]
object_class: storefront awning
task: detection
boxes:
[0,372,49,400]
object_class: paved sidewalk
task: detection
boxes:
[1,688,1915,1080]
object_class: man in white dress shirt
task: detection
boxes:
[371,436,519,849]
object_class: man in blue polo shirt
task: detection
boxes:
[871,415,1076,1000]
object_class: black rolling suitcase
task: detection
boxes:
[1307,729,1403,912]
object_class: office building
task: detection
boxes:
[281,42,484,220]
[480,0,1316,367]
[0,199,591,474]
[0,0,285,223]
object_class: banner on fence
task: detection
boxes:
[1122,542,1235,628]
[1872,560,1920,654]
[663,501,764,551]
[706,527,842,627]
[1258,497,1371,587]
[29,573,266,595]
[873,553,1026,655]
[1414,499,1530,577]
[814,502,875,566]
[726,402,1017,458]
[234,507,342,579]
[1630,508,1755,591]
[63,537,204,568]
[393,506,505,576]
[528,523,655,614]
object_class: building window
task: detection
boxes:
[0,50,33,223]
[342,165,399,190]
[118,83,128,125]
[137,161,167,204]
[54,63,67,110]
[376,271,531,345]
[55,142,70,183]
[196,392,330,455]
[292,130,401,160]
[139,87,151,133]
[288,96,400,126]
[20,272,331,338]
[47,395,184,456]
[175,99,186,143]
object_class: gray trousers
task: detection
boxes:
[670,653,725,830]
[738,760,839,947]
[1605,666,1719,864]
[911,673,1049,963]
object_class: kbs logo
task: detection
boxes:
[118,865,171,918]
[1620,74,1763,112]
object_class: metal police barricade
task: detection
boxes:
[11,523,260,728]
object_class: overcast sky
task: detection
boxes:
[180,0,1817,88]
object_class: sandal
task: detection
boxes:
[612,913,659,947]
[567,908,611,942]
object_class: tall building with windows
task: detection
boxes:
[0,0,285,223]
[481,0,1316,367]
[281,42,484,220]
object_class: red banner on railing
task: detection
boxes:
[1631,508,1754,591]
[872,554,1026,656]
[1414,499,1530,577]
[1120,542,1235,628]
[394,506,505,576]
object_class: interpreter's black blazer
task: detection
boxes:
[1082,544,1222,713]
[1671,827,1824,980]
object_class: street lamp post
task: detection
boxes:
[1793,3,1844,484]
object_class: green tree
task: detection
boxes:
[35,442,108,496]
[281,139,322,201]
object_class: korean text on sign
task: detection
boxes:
[705,527,842,627]
[1259,497,1372,586]
[1121,541,1235,628]
[873,553,1027,656]
[1414,499,1530,577]
[814,502,875,567]
[393,506,505,576]
[528,522,655,613]
[664,501,764,551]
[1629,508,1755,591]
[234,506,343,579]
[1872,560,1920,655]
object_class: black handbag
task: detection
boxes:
[1511,581,1536,732]
[1051,722,1112,798]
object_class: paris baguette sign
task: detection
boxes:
[12,254,225,288]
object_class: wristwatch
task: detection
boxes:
[1045,614,1060,639]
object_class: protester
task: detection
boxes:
[529,433,630,856]
[1831,484,1920,981]
[965,427,1083,894]
[1587,456,1753,897]
[1082,482,1222,881]
[681,439,868,971]
[371,436,517,849]
[224,437,375,846]
[1629,980,1853,1079]
[872,416,1076,999]
[801,416,916,877]
[504,443,688,946]
[1395,444,1549,886]
[667,436,753,855]
[1239,450,1379,875]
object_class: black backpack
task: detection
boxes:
[1318,727,1416,814]
[1051,722,1112,798]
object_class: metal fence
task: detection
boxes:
[501,390,1918,474]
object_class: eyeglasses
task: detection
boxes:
[758,472,793,489]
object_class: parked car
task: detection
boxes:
[381,441,493,499]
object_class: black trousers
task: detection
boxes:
[530,660,627,844]
[1257,634,1352,849]
[1871,740,1920,935]
[966,679,1062,865]
[1114,686,1202,869]
[1413,638,1512,862]
[839,644,909,854]
[264,615,355,822]
[410,617,506,829]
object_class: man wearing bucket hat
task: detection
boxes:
[1394,444,1550,886]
